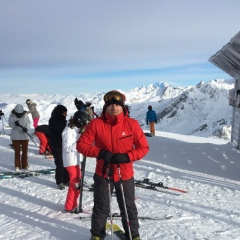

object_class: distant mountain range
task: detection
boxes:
[141,79,234,140]
[0,79,234,140]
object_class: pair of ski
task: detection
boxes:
[106,222,125,240]
[0,168,55,179]
[82,179,187,197]
[80,213,173,221]
[82,182,185,197]
[134,178,187,195]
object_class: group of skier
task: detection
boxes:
[6,91,159,240]
[50,91,150,240]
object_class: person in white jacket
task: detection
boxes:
[62,116,82,213]
[8,104,31,171]
[62,110,90,213]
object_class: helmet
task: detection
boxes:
[26,99,31,105]
[73,110,90,127]
[14,104,24,113]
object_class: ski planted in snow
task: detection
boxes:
[77,155,87,213]
[135,178,188,193]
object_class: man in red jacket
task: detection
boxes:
[77,90,149,240]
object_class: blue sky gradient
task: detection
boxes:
[0,1,238,94]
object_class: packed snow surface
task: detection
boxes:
[0,129,240,240]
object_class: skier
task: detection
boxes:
[34,124,52,155]
[8,104,31,172]
[125,105,131,117]
[62,111,90,213]
[0,110,5,135]
[74,98,85,111]
[77,90,149,240]
[0,110,4,118]
[49,105,70,190]
[26,99,40,128]
[146,105,157,136]
[90,106,99,118]
[74,98,94,120]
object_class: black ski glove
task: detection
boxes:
[111,153,130,164]
[155,120,157,124]
[15,121,20,126]
[22,127,27,133]
[146,121,148,125]
[97,150,113,168]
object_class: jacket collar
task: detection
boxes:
[104,111,124,125]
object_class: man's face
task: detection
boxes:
[106,103,123,116]
[62,111,67,117]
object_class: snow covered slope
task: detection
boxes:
[0,129,240,240]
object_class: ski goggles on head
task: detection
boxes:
[104,91,124,102]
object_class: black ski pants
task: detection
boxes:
[91,174,139,239]
[52,150,69,185]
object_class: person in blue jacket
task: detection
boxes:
[146,105,157,136]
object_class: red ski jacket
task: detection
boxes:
[76,112,149,181]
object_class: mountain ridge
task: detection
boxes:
[0,79,234,140]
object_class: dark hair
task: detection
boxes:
[67,116,76,129]
[125,105,130,115]
[26,99,31,104]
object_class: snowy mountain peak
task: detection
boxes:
[0,79,234,140]
[151,79,233,139]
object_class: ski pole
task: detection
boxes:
[107,166,114,240]
[35,141,52,157]
[78,155,86,213]
[24,129,39,148]
[18,124,37,147]
[20,126,51,158]
[117,164,132,240]
[2,113,9,131]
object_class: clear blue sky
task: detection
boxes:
[0,0,238,94]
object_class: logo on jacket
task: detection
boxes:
[122,132,126,136]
